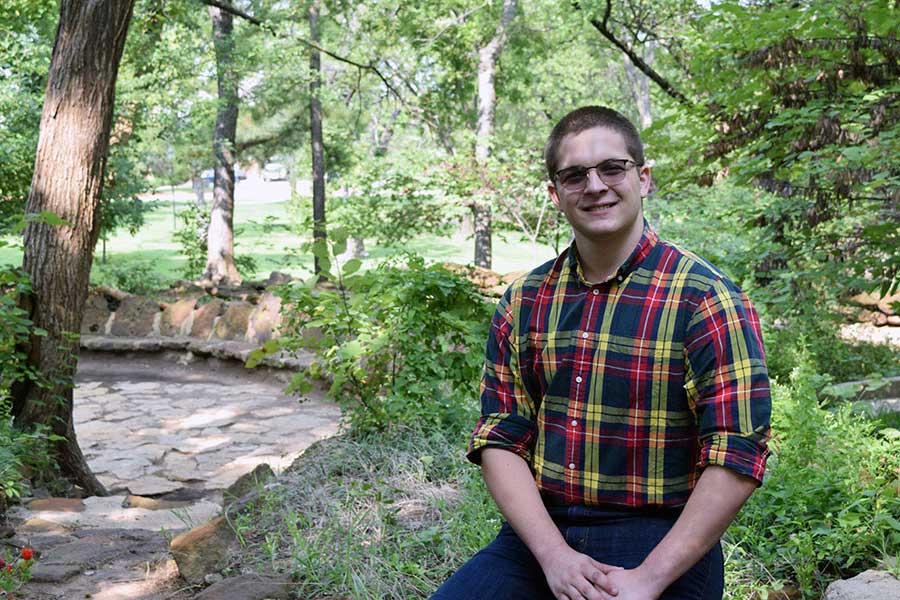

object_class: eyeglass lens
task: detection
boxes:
[557,159,633,191]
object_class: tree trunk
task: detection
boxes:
[624,40,654,128]
[191,171,205,209]
[473,0,517,270]
[202,5,241,286]
[12,0,135,497]
[309,1,327,276]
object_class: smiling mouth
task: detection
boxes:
[581,201,618,212]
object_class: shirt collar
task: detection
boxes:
[567,220,659,285]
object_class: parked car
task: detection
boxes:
[262,162,288,181]
[201,166,246,182]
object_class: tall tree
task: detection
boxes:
[202,4,241,285]
[309,0,327,276]
[472,0,517,270]
[12,0,135,496]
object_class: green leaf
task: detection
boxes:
[342,259,362,276]
[339,339,364,359]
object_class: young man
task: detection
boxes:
[432,106,771,600]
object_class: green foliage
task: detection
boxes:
[0,265,61,507]
[173,204,257,280]
[228,427,500,599]
[90,259,167,296]
[252,232,492,434]
[727,363,900,598]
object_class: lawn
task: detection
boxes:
[0,197,559,286]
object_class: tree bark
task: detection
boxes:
[12,0,135,497]
[202,5,241,286]
[191,171,205,209]
[309,1,327,276]
[624,40,654,128]
[472,0,517,270]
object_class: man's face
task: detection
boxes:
[548,126,651,245]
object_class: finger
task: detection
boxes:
[573,578,604,600]
[591,558,625,573]
[588,569,618,596]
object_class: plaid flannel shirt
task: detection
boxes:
[467,224,771,508]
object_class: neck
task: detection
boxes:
[573,220,644,283]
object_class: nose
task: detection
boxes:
[583,167,608,193]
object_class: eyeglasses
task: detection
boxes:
[554,159,640,193]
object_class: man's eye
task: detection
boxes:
[600,166,625,177]
[561,171,587,184]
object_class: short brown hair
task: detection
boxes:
[544,106,645,181]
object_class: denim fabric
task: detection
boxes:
[431,507,723,600]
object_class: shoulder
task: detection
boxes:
[652,238,746,299]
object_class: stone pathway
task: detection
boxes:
[6,351,340,599]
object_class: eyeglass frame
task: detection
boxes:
[553,158,642,193]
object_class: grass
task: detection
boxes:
[224,427,500,600]
[0,197,559,283]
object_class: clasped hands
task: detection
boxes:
[540,544,664,600]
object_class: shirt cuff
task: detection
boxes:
[467,413,536,465]
[697,431,770,485]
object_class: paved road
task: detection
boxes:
[141,176,311,206]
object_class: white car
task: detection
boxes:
[262,162,288,181]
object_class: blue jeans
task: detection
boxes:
[431,506,723,600]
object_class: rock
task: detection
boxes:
[888,315,900,326]
[212,301,254,341]
[247,292,283,344]
[191,299,226,340]
[170,516,237,584]
[18,517,72,534]
[81,292,112,334]
[121,494,192,510]
[824,569,900,600]
[850,291,881,308]
[161,298,198,336]
[191,574,293,600]
[26,498,85,513]
[266,271,292,287]
[110,296,160,337]
[0,525,14,539]
[224,463,275,508]
[29,529,162,584]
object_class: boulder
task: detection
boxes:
[212,301,254,341]
[247,292,283,344]
[191,574,293,600]
[26,498,85,513]
[170,516,237,584]
[161,298,197,336]
[266,271,292,287]
[191,299,226,340]
[224,463,275,509]
[81,292,112,334]
[110,296,160,337]
[824,569,900,600]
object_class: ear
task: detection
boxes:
[638,165,652,198]
[548,182,562,209]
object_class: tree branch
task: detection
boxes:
[585,0,691,106]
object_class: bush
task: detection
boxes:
[726,361,900,598]
[251,235,492,434]
[173,204,257,280]
[90,259,167,295]
[0,266,61,508]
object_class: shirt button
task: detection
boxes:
[617,275,624,282]
[568,463,576,470]
[571,419,578,427]
[575,376,582,383]
[592,288,599,295]
[582,332,589,339]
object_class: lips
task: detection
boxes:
[581,201,618,212]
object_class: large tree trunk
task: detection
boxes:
[473,0,517,270]
[191,171,205,209]
[624,40,654,128]
[12,0,135,497]
[202,5,241,286]
[309,1,327,276]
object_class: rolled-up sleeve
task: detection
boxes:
[467,288,537,465]
[684,280,771,484]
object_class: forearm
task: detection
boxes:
[638,465,758,593]
[480,447,566,568]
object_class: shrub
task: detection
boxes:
[726,361,900,598]
[250,233,492,434]
[90,259,167,295]
[173,204,257,280]
[0,266,61,508]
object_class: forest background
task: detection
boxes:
[0,0,899,599]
